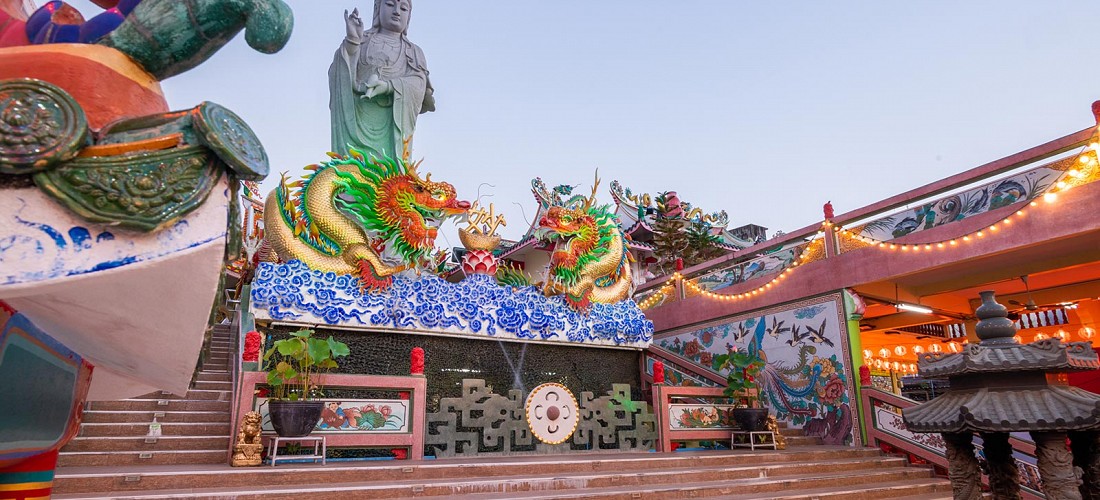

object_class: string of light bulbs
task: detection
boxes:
[638,135,1099,311]
[638,233,826,310]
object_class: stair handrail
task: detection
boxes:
[860,385,1043,498]
[226,288,247,462]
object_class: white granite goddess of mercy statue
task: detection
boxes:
[329,0,434,160]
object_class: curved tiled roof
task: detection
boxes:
[917,339,1100,378]
[903,385,1100,433]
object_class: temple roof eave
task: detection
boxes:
[917,340,1100,378]
[902,386,1100,433]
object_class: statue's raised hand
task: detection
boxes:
[344,8,364,40]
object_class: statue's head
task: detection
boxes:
[373,0,411,35]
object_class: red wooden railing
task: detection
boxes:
[652,384,756,452]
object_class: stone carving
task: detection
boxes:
[1033,431,1083,500]
[573,384,657,452]
[1070,431,1100,500]
[425,379,656,458]
[942,432,983,500]
[231,411,264,466]
[981,432,1021,500]
[525,383,579,445]
[330,0,434,161]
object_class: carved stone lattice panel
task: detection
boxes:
[426,379,656,458]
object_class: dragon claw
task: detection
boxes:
[356,259,393,292]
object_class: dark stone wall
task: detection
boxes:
[264,325,643,412]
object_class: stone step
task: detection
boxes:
[57,450,227,468]
[53,459,941,498]
[135,390,230,401]
[77,422,231,438]
[86,399,232,413]
[194,372,232,383]
[190,381,233,391]
[62,436,231,453]
[889,493,954,500]
[81,411,231,424]
[784,435,823,446]
[472,476,951,500]
[53,448,892,495]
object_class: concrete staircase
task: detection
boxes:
[58,323,236,468]
[54,323,952,498]
[52,447,952,499]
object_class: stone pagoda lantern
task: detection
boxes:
[903,291,1100,499]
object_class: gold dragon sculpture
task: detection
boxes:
[264,148,469,291]
[534,174,634,309]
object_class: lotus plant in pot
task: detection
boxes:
[263,328,350,437]
[721,349,768,432]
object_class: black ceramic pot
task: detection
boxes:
[733,407,769,432]
[268,400,323,437]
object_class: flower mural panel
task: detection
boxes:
[654,294,855,445]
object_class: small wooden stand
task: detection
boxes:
[267,435,327,466]
[731,430,777,451]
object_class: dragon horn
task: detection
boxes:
[585,169,601,210]
[406,157,422,181]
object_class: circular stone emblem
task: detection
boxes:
[525,383,579,445]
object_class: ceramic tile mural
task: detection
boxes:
[655,294,855,445]
[254,398,409,433]
[854,158,1067,241]
[667,404,737,430]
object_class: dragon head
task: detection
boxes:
[536,206,600,285]
[334,150,469,265]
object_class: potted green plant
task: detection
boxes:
[720,349,769,432]
[263,328,350,437]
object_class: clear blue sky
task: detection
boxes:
[68,1,1100,244]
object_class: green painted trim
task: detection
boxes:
[845,316,867,446]
[0,469,54,485]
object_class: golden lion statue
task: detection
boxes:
[766,415,787,450]
[231,411,264,466]
[237,411,262,445]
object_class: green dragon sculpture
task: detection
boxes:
[534,176,634,310]
[264,148,469,291]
